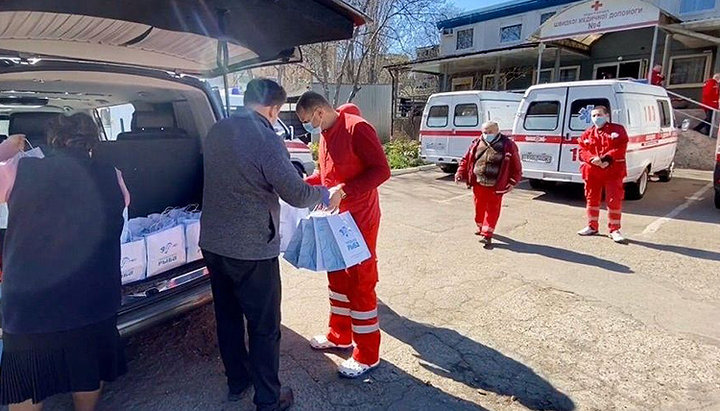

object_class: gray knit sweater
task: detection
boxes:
[200,109,326,260]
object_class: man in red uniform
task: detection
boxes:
[694,73,720,135]
[455,121,522,249]
[296,92,391,378]
[650,64,664,86]
[577,106,629,244]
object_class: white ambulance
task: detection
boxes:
[512,80,677,199]
[420,91,522,173]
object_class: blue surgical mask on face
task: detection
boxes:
[302,111,322,134]
[484,133,498,143]
[592,116,608,128]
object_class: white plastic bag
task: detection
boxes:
[145,225,187,277]
[279,200,309,252]
[121,239,147,284]
[0,146,45,229]
[183,219,202,262]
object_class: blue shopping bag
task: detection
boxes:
[283,217,305,268]
[296,218,317,271]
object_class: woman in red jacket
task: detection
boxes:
[455,121,522,248]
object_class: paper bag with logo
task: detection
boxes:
[326,212,371,268]
[145,225,187,277]
[295,218,318,271]
[279,200,309,252]
[312,215,347,272]
[121,239,147,284]
[283,216,305,268]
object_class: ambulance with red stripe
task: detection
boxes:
[513,80,677,199]
[420,91,522,173]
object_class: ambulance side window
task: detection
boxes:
[569,99,610,131]
[524,101,560,131]
[657,100,671,127]
[427,105,449,128]
[454,104,478,127]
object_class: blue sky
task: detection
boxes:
[452,0,508,12]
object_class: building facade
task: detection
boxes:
[388,0,720,111]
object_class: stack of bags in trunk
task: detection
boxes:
[120,205,202,285]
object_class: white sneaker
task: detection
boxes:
[577,226,599,236]
[610,230,628,244]
[338,357,380,379]
[309,335,352,350]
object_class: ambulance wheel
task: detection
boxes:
[528,179,544,189]
[439,164,458,174]
[626,168,649,200]
[657,162,674,182]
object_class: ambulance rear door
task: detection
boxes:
[514,87,567,173]
[420,95,453,163]
[559,86,615,174]
[447,94,482,160]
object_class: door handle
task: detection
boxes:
[564,133,572,141]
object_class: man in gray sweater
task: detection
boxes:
[200,78,329,411]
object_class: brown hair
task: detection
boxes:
[592,105,609,115]
[46,113,100,151]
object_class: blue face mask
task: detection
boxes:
[302,111,322,134]
[484,133,498,143]
[592,116,608,128]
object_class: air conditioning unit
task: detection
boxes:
[442,28,454,36]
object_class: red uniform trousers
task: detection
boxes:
[326,215,380,366]
[473,185,503,238]
[584,175,624,232]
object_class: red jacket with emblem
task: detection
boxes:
[305,107,391,226]
[455,134,522,194]
[578,122,629,181]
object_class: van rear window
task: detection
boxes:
[427,105,449,127]
[657,100,671,127]
[524,101,560,131]
[454,104,479,127]
[569,98,610,131]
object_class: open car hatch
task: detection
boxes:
[0,0,366,76]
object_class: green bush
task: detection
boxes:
[308,142,319,161]
[383,139,424,170]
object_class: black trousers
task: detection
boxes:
[694,109,714,135]
[203,251,282,411]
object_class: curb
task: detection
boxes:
[390,164,438,177]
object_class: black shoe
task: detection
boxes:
[481,236,493,249]
[228,381,251,402]
[278,387,294,410]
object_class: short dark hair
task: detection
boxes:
[296,91,332,113]
[46,113,99,151]
[243,78,287,107]
[592,105,609,115]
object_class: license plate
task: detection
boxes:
[522,153,553,163]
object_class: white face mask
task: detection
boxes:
[484,133,499,143]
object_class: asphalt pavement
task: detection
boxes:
[45,168,720,410]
